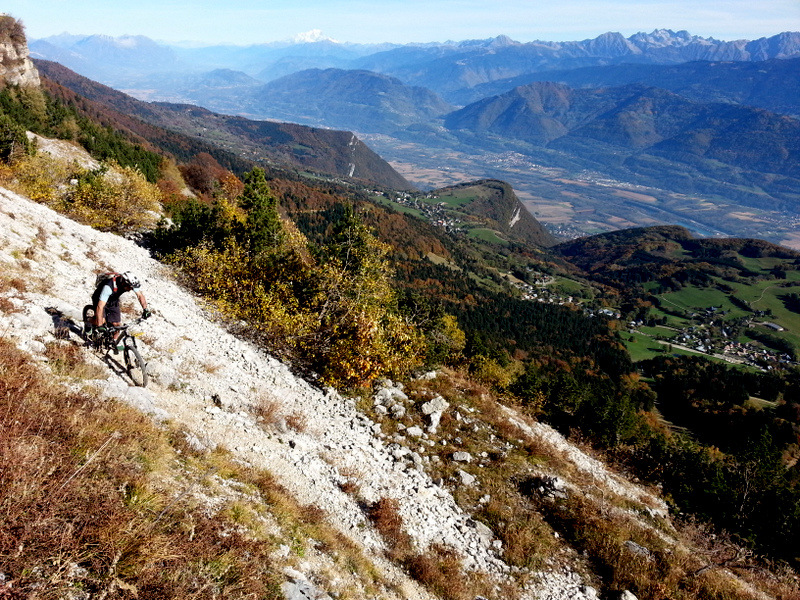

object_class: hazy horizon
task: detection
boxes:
[6,0,799,47]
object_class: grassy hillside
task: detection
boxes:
[556,226,800,362]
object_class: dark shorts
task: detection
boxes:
[103,300,122,324]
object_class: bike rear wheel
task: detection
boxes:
[82,304,95,338]
[124,343,148,387]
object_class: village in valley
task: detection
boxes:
[367,187,800,372]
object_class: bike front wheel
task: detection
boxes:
[124,344,148,387]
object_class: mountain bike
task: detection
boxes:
[82,305,149,387]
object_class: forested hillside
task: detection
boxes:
[34,58,414,190]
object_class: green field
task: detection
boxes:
[467,227,508,245]
[370,194,424,218]
[551,276,590,296]
[430,189,480,207]
[659,286,746,316]
[647,265,800,355]
[637,325,679,339]
[623,331,708,362]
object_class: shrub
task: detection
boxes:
[6,154,162,232]
[165,188,425,389]
[0,15,26,46]
[0,113,32,161]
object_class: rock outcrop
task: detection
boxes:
[0,15,40,88]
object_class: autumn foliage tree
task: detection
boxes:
[160,168,425,388]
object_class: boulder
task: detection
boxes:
[623,540,652,560]
[405,426,424,437]
[421,394,449,432]
[421,394,449,415]
[457,469,476,485]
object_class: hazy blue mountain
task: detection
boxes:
[449,57,800,117]
[355,30,800,101]
[30,34,180,86]
[246,68,454,133]
[33,33,397,80]
[443,82,800,211]
[30,30,800,107]
[116,68,265,108]
[34,59,414,190]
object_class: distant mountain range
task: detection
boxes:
[30,30,800,102]
[35,59,413,190]
[28,29,800,244]
[353,31,800,101]
[444,81,800,212]
[448,57,800,116]
[248,68,453,134]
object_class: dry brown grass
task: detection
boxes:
[404,544,477,600]
[676,518,800,600]
[337,466,363,495]
[253,395,281,425]
[201,360,223,374]
[248,471,387,596]
[0,296,16,313]
[44,340,107,379]
[0,271,27,313]
[0,336,284,599]
[251,396,308,433]
[368,497,414,561]
[285,410,308,432]
[366,497,495,600]
[7,276,27,292]
[536,493,761,600]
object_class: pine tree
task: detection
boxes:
[240,168,283,255]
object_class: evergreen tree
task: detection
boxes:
[240,167,283,255]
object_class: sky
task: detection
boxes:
[4,0,799,46]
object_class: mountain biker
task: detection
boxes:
[91,271,151,347]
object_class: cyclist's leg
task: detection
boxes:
[105,302,122,341]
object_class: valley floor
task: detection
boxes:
[360,134,800,249]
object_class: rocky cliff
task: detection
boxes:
[0,15,40,87]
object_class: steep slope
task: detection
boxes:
[0,183,646,600]
[4,151,790,598]
[34,58,413,190]
[430,179,557,247]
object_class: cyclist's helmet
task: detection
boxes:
[120,271,141,290]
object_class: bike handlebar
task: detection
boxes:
[103,318,145,332]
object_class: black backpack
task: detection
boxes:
[94,272,121,292]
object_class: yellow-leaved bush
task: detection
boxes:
[3,153,161,233]
[168,198,426,389]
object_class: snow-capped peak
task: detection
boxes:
[292,29,337,44]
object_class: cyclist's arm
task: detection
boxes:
[94,283,113,326]
[135,290,147,311]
